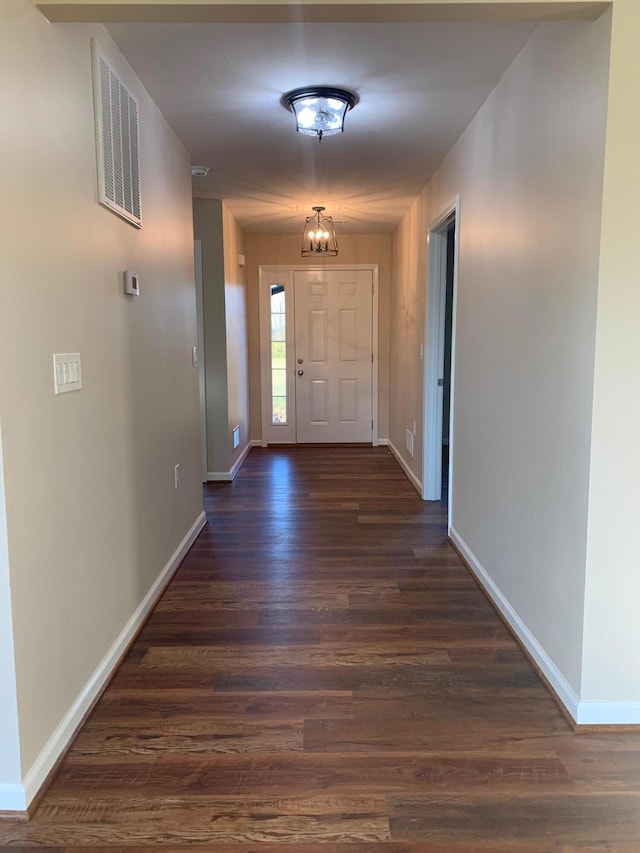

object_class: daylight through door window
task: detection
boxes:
[270,285,287,424]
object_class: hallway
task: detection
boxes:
[2,446,640,848]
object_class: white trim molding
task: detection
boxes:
[423,195,460,511]
[230,441,259,478]
[0,783,26,814]
[258,264,380,446]
[450,526,640,727]
[388,440,423,496]
[205,441,258,482]
[11,511,206,812]
[0,419,24,813]
[575,702,640,726]
[449,526,581,722]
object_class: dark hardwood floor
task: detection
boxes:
[2,445,640,850]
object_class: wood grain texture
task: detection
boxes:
[1,445,640,849]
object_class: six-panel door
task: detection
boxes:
[294,269,373,443]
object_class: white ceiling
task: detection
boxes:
[106,21,536,233]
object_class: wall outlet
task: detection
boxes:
[174,463,180,489]
[232,426,240,449]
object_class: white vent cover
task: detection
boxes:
[91,39,142,228]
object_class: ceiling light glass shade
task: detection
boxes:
[282,87,358,141]
[301,206,339,257]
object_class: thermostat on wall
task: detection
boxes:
[124,270,140,296]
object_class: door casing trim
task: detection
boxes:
[258,264,379,446]
[422,196,460,525]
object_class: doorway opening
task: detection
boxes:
[194,240,207,481]
[422,198,459,523]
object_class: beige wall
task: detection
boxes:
[390,16,610,697]
[245,233,392,441]
[0,0,202,782]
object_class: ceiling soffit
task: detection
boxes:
[37,2,610,24]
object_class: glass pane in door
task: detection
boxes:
[270,285,287,424]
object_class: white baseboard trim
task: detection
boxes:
[229,441,252,480]
[15,510,207,811]
[575,702,640,726]
[449,526,581,724]
[206,441,258,483]
[388,440,422,496]
[451,527,640,725]
[0,783,27,813]
[376,438,389,446]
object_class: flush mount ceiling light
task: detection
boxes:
[191,165,210,177]
[301,206,339,257]
[282,86,358,142]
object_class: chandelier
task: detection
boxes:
[301,206,339,257]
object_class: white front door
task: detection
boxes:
[294,269,373,443]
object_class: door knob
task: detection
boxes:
[297,369,304,376]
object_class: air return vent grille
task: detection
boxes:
[91,40,142,228]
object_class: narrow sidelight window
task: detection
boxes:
[270,285,287,424]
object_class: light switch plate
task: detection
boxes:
[53,353,82,395]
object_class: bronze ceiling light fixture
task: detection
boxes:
[282,86,358,142]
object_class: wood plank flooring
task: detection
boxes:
[2,445,640,850]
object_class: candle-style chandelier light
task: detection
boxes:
[301,206,339,257]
